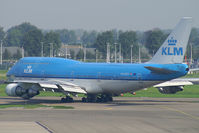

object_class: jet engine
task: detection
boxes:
[5,83,40,99]
[157,86,183,94]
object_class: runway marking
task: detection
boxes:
[162,106,199,120]
[104,107,113,110]
[35,121,54,133]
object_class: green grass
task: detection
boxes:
[0,70,7,74]
[0,70,199,98]
[123,85,199,98]
[183,73,199,78]
[0,104,48,109]
[0,104,74,109]
[0,84,7,97]
[51,105,74,109]
[0,70,7,80]
[38,91,65,97]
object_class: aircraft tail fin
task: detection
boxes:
[148,17,192,64]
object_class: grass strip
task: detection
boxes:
[0,104,74,109]
[51,105,74,109]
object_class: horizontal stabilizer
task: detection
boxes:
[144,66,177,74]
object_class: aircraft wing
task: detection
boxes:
[10,79,87,94]
[154,78,199,87]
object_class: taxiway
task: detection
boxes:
[0,97,198,133]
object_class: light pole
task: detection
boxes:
[96,49,98,63]
[106,43,110,63]
[114,43,117,63]
[49,43,51,57]
[49,43,53,57]
[190,43,192,65]
[138,45,141,63]
[65,44,67,59]
[130,45,133,63]
[0,40,2,65]
[84,45,86,62]
[119,43,121,63]
[21,46,24,58]
[41,42,43,57]
[0,33,7,65]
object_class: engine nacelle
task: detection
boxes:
[5,83,40,99]
[158,86,183,94]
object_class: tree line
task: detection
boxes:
[0,22,199,61]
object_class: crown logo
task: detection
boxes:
[168,37,177,46]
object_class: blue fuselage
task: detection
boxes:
[7,57,188,81]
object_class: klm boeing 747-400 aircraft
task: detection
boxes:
[5,17,193,102]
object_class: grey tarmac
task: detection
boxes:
[0,97,199,133]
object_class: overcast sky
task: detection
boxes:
[0,0,198,31]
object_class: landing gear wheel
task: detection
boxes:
[60,96,74,103]
[82,95,97,103]
[87,96,96,102]
[66,96,74,102]
[81,94,113,103]
[96,97,102,103]
[82,97,87,102]
[60,97,66,103]
[99,94,113,103]
[109,96,113,102]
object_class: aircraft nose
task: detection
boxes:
[185,67,189,72]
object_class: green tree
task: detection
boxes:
[3,48,11,60]
[186,28,199,60]
[5,22,37,46]
[0,26,5,42]
[144,29,168,55]
[189,28,199,46]
[94,31,114,58]
[22,29,43,56]
[56,29,77,44]
[81,31,97,47]
[118,31,137,58]
[44,31,61,57]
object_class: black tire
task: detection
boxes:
[96,97,102,103]
[109,97,113,102]
[69,97,74,102]
[61,98,66,103]
[82,97,86,102]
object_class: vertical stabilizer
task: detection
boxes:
[148,17,192,64]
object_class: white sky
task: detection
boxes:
[0,0,198,31]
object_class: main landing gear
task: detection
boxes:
[82,94,113,103]
[60,94,113,103]
[60,96,74,103]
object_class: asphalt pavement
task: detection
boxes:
[0,97,199,133]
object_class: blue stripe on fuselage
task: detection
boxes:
[7,57,188,81]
